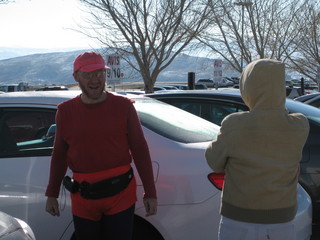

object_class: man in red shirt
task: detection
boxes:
[45,51,157,239]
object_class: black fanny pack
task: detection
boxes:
[63,168,133,200]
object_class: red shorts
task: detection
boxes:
[71,165,137,221]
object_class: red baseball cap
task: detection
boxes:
[73,51,110,73]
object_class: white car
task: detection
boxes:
[0,211,35,240]
[197,79,216,88]
[0,91,312,240]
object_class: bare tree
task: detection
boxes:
[286,0,320,83]
[198,0,306,73]
[79,0,214,93]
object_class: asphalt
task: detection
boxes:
[311,223,320,239]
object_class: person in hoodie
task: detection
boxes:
[205,59,309,240]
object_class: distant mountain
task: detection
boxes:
[0,50,83,86]
[0,47,89,60]
[0,47,49,60]
[0,48,239,86]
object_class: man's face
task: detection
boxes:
[74,69,106,101]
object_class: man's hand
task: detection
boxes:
[143,198,157,217]
[45,197,60,217]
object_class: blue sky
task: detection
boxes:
[0,0,99,49]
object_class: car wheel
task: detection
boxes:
[69,216,164,240]
[132,215,164,240]
[70,232,76,240]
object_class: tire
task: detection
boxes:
[69,216,164,240]
[132,215,164,240]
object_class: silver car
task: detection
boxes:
[0,90,313,240]
[0,211,35,240]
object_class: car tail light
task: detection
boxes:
[208,173,225,190]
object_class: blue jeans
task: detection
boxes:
[218,216,296,240]
[73,204,135,240]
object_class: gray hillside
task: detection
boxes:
[0,50,235,86]
[0,50,82,86]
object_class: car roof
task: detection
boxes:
[36,86,68,90]
[295,92,320,102]
[146,88,320,122]
[0,90,80,105]
[146,88,242,98]
[0,90,144,106]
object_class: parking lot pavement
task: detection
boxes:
[311,223,320,239]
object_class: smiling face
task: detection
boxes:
[73,69,107,104]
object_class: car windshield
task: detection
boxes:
[134,98,219,143]
[286,99,320,125]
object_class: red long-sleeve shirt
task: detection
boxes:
[45,92,156,199]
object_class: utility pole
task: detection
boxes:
[234,1,253,70]
[317,65,320,92]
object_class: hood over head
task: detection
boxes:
[240,59,286,110]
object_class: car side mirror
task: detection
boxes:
[44,124,56,139]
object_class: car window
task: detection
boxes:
[0,108,56,158]
[310,101,320,108]
[286,99,320,125]
[308,97,320,109]
[160,99,247,125]
[134,99,219,143]
[209,103,246,125]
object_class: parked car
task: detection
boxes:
[146,88,320,223]
[194,83,208,89]
[154,85,180,90]
[197,79,216,88]
[35,86,69,91]
[121,90,145,95]
[0,211,35,239]
[295,93,320,109]
[167,84,188,90]
[0,91,312,240]
[153,86,166,91]
[0,83,28,92]
[150,85,181,92]
[169,83,208,90]
[223,77,239,85]
[295,93,320,102]
[287,78,318,90]
[286,86,303,99]
[197,78,234,88]
[220,78,234,87]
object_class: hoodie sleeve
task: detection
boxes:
[205,122,229,173]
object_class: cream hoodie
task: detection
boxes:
[205,59,309,224]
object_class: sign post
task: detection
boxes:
[213,59,223,89]
[106,55,121,91]
[317,65,320,92]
